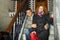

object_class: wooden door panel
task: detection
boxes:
[35,0,48,14]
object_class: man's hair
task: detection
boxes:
[26,8,32,12]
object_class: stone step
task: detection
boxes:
[49,25,54,40]
[49,34,54,40]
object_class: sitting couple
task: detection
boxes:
[24,5,53,40]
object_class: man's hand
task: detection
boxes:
[44,24,48,30]
[31,31,36,34]
[31,24,37,28]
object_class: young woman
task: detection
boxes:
[30,6,49,40]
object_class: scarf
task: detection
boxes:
[38,11,44,17]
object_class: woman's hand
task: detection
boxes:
[44,24,48,30]
[31,24,37,28]
[50,14,54,19]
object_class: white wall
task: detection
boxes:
[0,0,14,31]
[54,0,60,40]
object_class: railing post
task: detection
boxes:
[13,22,16,40]
[29,0,35,12]
[15,1,17,13]
[19,13,20,24]
[17,17,19,24]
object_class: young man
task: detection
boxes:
[24,8,34,40]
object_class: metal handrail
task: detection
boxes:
[18,15,27,40]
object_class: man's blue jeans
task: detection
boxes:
[24,28,32,40]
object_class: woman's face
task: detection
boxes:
[38,6,43,12]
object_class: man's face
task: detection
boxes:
[38,6,43,12]
[26,10,32,16]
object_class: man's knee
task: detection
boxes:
[24,29,30,35]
